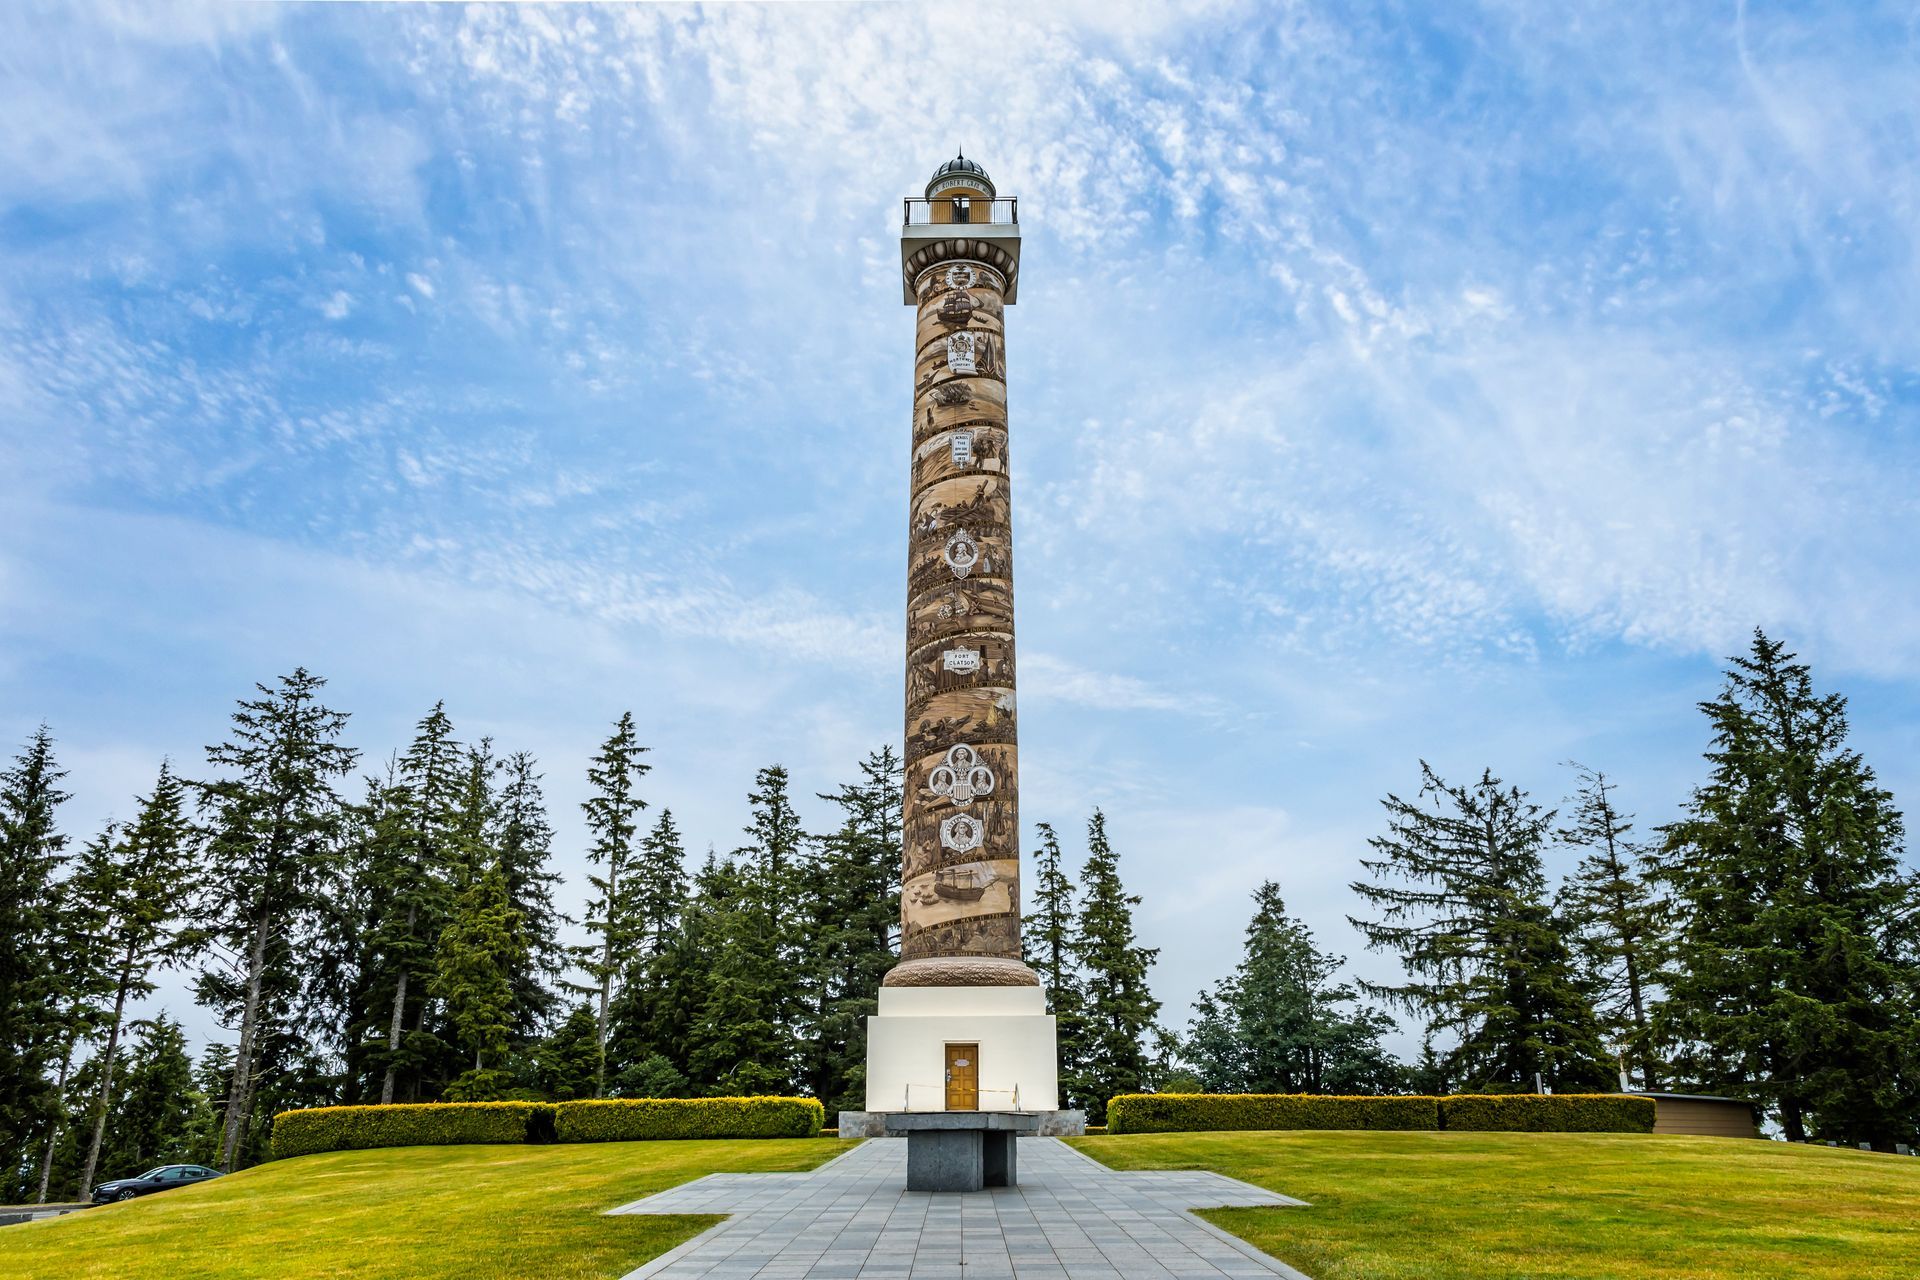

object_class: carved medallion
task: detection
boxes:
[946,332,979,375]
[943,529,980,578]
[951,430,974,466]
[928,743,996,807]
[939,812,985,852]
[944,264,976,290]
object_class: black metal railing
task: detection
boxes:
[902,196,1019,228]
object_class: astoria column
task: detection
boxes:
[888,154,1037,991]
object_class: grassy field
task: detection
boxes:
[0,1138,853,1280]
[1075,1130,1920,1280]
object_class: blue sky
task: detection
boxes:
[3,1,1918,1060]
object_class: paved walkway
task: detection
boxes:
[609,1136,1312,1279]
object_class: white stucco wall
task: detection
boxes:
[865,985,1058,1112]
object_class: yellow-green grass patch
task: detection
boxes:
[1073,1129,1920,1280]
[3,1137,854,1280]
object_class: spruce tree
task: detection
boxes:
[1351,763,1612,1092]
[797,748,902,1112]
[432,864,524,1100]
[573,712,651,1098]
[0,726,70,1198]
[77,763,198,1196]
[1024,821,1087,1104]
[95,1016,196,1180]
[1655,631,1920,1146]
[1073,810,1160,1124]
[1557,764,1667,1089]
[734,766,806,1067]
[605,808,689,1086]
[491,751,564,1041]
[194,669,356,1170]
[375,704,464,1104]
[32,824,118,1201]
[686,853,788,1095]
[1180,881,1401,1094]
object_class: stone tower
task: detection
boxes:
[865,155,1059,1114]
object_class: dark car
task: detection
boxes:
[90,1164,222,1203]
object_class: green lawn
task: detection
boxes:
[1075,1130,1920,1280]
[0,1138,853,1280]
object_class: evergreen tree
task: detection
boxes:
[648,849,727,1084]
[573,712,650,1098]
[432,864,524,1100]
[1179,882,1401,1094]
[528,1005,600,1102]
[738,765,807,1050]
[375,703,464,1104]
[32,825,118,1202]
[194,669,356,1170]
[491,751,564,1040]
[94,1015,196,1181]
[796,748,902,1112]
[1655,631,1920,1147]
[685,853,788,1095]
[0,726,70,1199]
[1023,821,1087,1104]
[1557,764,1668,1089]
[605,808,689,1085]
[1073,810,1160,1124]
[77,763,198,1196]
[1351,763,1612,1093]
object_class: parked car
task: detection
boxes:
[90,1164,222,1203]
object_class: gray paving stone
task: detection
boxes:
[609,1137,1311,1279]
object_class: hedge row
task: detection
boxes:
[557,1097,824,1143]
[1438,1094,1655,1133]
[1107,1093,1438,1134]
[1104,1093,1656,1135]
[271,1096,824,1159]
[271,1102,551,1159]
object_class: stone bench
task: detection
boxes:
[883,1111,1041,1191]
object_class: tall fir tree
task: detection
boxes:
[431,863,524,1100]
[1655,631,1920,1146]
[1351,763,1612,1093]
[0,726,70,1199]
[490,751,564,1041]
[93,1015,196,1183]
[194,669,356,1169]
[1556,764,1668,1089]
[1179,881,1401,1094]
[1072,810,1160,1124]
[76,763,198,1196]
[796,748,902,1112]
[1023,821,1087,1105]
[685,852,788,1096]
[573,712,651,1098]
[605,807,689,1087]
[375,704,464,1104]
[32,824,119,1202]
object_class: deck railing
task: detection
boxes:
[903,197,1019,228]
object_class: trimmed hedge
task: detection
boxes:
[556,1097,825,1142]
[1439,1093,1655,1133]
[271,1102,553,1159]
[1106,1093,1441,1134]
[1105,1092,1657,1135]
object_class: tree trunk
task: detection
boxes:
[595,929,613,1100]
[1781,1099,1806,1143]
[220,912,272,1172]
[34,1037,78,1203]
[78,960,135,1195]
[380,902,418,1106]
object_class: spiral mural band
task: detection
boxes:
[894,256,1028,977]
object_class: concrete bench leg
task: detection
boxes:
[906,1129,984,1192]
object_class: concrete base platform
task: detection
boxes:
[838,1107,1086,1137]
[885,1110,1040,1192]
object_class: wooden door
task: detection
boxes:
[945,1043,979,1110]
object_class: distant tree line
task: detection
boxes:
[1164,630,1920,1151]
[3,627,1914,1201]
